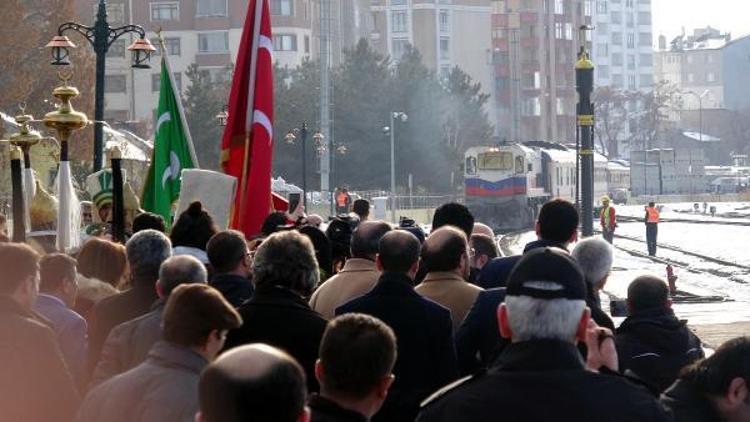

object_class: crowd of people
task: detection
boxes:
[0,197,748,422]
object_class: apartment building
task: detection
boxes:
[491,0,592,143]
[591,0,653,91]
[74,0,368,127]
[369,0,496,127]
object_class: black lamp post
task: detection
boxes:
[285,123,325,210]
[45,0,155,172]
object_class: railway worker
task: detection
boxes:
[645,202,660,256]
[600,196,617,244]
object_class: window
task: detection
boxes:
[639,53,652,66]
[638,11,651,24]
[440,37,450,59]
[687,73,694,83]
[271,0,293,16]
[626,0,634,6]
[273,34,297,51]
[439,10,449,32]
[151,2,179,21]
[515,156,525,174]
[391,0,407,4]
[611,11,621,24]
[304,35,310,54]
[627,54,635,69]
[597,0,607,13]
[612,73,623,88]
[599,64,610,78]
[628,74,636,90]
[555,22,563,39]
[612,53,623,66]
[565,23,573,40]
[392,11,407,32]
[597,43,608,57]
[477,151,513,170]
[206,68,231,83]
[523,97,541,116]
[638,32,651,46]
[584,0,592,16]
[626,13,634,27]
[153,37,181,56]
[626,33,635,48]
[707,72,716,82]
[107,39,126,58]
[612,32,622,45]
[151,72,182,92]
[640,74,652,87]
[555,0,564,14]
[196,0,227,16]
[105,75,127,93]
[198,32,229,53]
[556,97,564,115]
[391,38,409,59]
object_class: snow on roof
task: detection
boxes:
[103,126,152,161]
[272,177,303,194]
[683,131,721,142]
[685,37,729,50]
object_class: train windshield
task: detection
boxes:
[477,151,513,171]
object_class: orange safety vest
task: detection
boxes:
[646,207,660,223]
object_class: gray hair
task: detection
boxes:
[157,255,208,296]
[252,230,319,297]
[571,237,613,285]
[505,292,586,342]
[126,229,172,286]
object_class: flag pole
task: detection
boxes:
[157,30,200,168]
[237,0,265,224]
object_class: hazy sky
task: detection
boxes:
[652,0,750,42]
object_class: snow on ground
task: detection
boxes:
[505,227,750,326]
[618,202,750,223]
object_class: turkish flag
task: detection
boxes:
[221,0,274,238]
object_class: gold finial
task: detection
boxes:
[109,145,122,160]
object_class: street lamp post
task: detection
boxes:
[386,112,408,224]
[45,0,155,172]
[286,124,325,211]
[684,90,709,195]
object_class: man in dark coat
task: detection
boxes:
[336,230,458,422]
[224,230,327,393]
[478,198,579,289]
[207,230,254,307]
[76,284,241,422]
[418,248,671,422]
[91,255,208,386]
[88,229,172,374]
[457,199,580,373]
[661,336,750,422]
[309,313,397,422]
[0,243,80,422]
[616,275,704,392]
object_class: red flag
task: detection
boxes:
[221,0,274,238]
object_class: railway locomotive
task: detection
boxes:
[464,142,615,231]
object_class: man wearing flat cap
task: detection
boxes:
[417,248,671,422]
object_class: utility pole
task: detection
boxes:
[576,43,595,237]
[320,0,332,215]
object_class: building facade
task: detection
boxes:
[591,0,653,91]
[490,0,592,144]
[74,0,370,128]
[369,0,495,126]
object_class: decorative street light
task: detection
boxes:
[285,123,325,210]
[215,105,229,127]
[45,0,155,172]
[384,111,408,223]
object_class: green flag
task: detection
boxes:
[142,55,198,226]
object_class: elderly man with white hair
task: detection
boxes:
[417,248,671,422]
[571,237,615,330]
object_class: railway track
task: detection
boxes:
[617,215,750,226]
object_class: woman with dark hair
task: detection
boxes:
[298,225,333,282]
[170,201,219,265]
[260,211,290,237]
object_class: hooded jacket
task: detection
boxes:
[616,309,704,392]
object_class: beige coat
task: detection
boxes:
[416,271,483,332]
[309,258,380,320]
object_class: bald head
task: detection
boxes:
[377,230,421,274]
[421,226,468,273]
[157,255,208,297]
[199,344,307,422]
[472,222,495,238]
[351,221,392,260]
